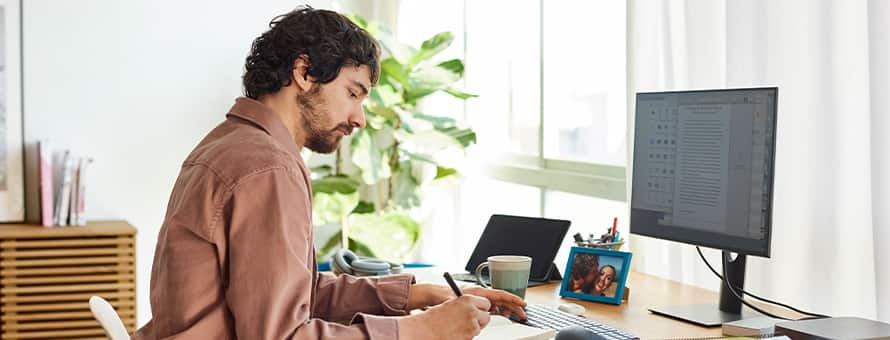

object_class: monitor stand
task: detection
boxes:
[648,251,757,327]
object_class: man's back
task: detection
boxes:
[135,98,312,339]
[135,98,413,340]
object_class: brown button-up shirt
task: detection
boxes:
[134,97,414,339]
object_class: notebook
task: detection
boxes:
[475,315,555,340]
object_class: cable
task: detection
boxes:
[715,251,790,320]
[697,247,829,319]
[696,247,830,320]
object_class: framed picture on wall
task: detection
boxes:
[0,0,23,222]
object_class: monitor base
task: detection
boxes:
[649,304,759,327]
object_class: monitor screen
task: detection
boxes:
[630,88,777,257]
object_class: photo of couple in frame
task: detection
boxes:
[560,247,632,305]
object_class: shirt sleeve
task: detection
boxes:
[313,272,415,322]
[223,168,400,340]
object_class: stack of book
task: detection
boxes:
[37,140,92,227]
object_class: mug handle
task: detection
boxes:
[474,262,490,288]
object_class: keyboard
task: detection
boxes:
[521,304,639,340]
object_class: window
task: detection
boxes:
[465,0,541,157]
[463,0,628,203]
[386,0,629,268]
[542,0,626,166]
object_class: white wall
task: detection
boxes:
[23,0,334,326]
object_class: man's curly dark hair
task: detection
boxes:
[243,6,380,99]
[570,253,600,280]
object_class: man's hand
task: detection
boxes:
[463,286,528,320]
[406,283,451,310]
[406,283,528,320]
[398,295,491,340]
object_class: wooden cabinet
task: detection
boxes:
[0,221,136,339]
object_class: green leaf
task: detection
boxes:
[310,165,333,177]
[381,58,409,87]
[365,84,400,121]
[350,129,392,185]
[404,88,438,105]
[365,104,398,121]
[413,113,457,129]
[348,211,420,263]
[311,175,361,225]
[348,237,377,258]
[352,201,375,214]
[410,64,461,89]
[438,127,477,147]
[435,166,458,179]
[392,107,416,134]
[444,87,479,100]
[437,59,465,76]
[312,190,359,225]
[364,110,388,130]
[392,161,422,209]
[370,83,402,108]
[402,150,438,164]
[312,175,360,194]
[403,63,466,104]
[407,32,454,67]
[395,129,463,152]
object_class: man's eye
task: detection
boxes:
[349,91,357,98]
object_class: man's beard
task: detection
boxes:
[297,87,353,154]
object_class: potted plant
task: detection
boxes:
[310,15,477,264]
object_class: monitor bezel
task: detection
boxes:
[629,87,778,258]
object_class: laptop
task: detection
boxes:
[452,214,571,287]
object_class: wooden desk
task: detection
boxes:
[413,269,777,339]
[525,271,722,339]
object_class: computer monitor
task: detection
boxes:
[629,87,778,327]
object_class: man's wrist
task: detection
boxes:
[407,283,451,310]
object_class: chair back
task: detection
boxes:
[89,296,131,340]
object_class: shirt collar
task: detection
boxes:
[226,97,300,155]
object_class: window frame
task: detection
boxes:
[465,0,629,208]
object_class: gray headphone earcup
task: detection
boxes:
[350,258,392,276]
[332,248,358,275]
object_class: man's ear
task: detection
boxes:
[292,55,315,93]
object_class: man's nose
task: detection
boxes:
[350,103,366,128]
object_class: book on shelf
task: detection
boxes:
[27,141,93,228]
[37,140,54,227]
[54,151,73,227]
[75,158,91,226]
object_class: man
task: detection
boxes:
[134,6,527,340]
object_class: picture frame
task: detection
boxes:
[0,0,23,222]
[559,247,632,305]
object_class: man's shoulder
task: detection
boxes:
[184,120,302,188]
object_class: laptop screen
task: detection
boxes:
[464,215,571,281]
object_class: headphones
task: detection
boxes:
[331,248,398,276]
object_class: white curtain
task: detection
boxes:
[628,0,889,322]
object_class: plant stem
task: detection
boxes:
[340,217,349,250]
[388,142,399,208]
[335,149,341,175]
[388,119,402,208]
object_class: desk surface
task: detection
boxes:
[525,271,722,339]
[414,269,797,339]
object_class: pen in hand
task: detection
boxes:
[443,272,463,297]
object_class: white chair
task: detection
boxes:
[89,296,131,340]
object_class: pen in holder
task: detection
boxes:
[574,239,625,251]
[572,228,625,250]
